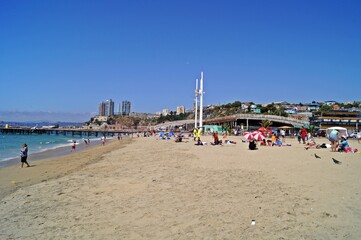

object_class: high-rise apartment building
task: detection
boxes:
[122,100,131,116]
[104,99,115,116]
[99,99,114,116]
[98,102,105,116]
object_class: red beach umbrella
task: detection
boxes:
[258,127,267,132]
[243,132,254,140]
[253,132,265,141]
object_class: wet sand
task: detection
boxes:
[0,135,360,239]
[0,138,130,200]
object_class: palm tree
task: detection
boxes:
[260,119,273,128]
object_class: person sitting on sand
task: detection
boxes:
[276,138,283,146]
[260,139,266,146]
[273,136,282,146]
[338,135,349,152]
[249,139,258,150]
[271,134,277,144]
[212,132,221,145]
[306,136,316,146]
[304,137,321,150]
[175,134,183,142]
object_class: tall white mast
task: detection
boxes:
[194,79,199,128]
[199,72,204,129]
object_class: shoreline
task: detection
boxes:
[0,137,132,200]
[0,138,100,168]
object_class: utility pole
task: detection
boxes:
[199,72,204,129]
[194,79,199,129]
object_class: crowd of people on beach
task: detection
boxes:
[152,125,360,154]
[18,126,359,169]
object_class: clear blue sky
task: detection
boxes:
[1,0,360,120]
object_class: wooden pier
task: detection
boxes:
[0,127,140,137]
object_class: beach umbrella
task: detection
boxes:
[252,130,260,135]
[244,131,260,140]
[258,127,267,132]
[253,132,265,141]
[243,131,254,140]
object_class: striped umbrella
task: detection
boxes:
[243,131,254,140]
[253,132,265,141]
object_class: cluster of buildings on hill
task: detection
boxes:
[156,106,186,116]
[98,99,131,116]
[97,99,188,118]
[235,101,361,130]
[94,99,360,131]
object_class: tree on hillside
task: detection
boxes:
[231,101,242,108]
[319,104,332,112]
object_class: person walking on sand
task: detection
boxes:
[197,128,202,142]
[301,127,307,144]
[297,130,302,144]
[193,128,197,141]
[101,136,105,145]
[20,144,30,168]
[280,129,286,143]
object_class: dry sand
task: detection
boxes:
[0,135,361,239]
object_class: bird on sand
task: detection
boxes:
[314,154,321,159]
[332,158,342,164]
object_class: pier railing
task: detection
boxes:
[0,127,142,137]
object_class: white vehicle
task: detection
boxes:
[326,127,349,138]
[349,132,361,138]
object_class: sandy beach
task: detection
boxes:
[1,135,361,239]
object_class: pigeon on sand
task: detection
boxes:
[332,158,342,165]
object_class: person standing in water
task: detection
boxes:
[20,144,30,168]
[71,140,76,152]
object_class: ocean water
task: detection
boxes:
[0,133,96,167]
